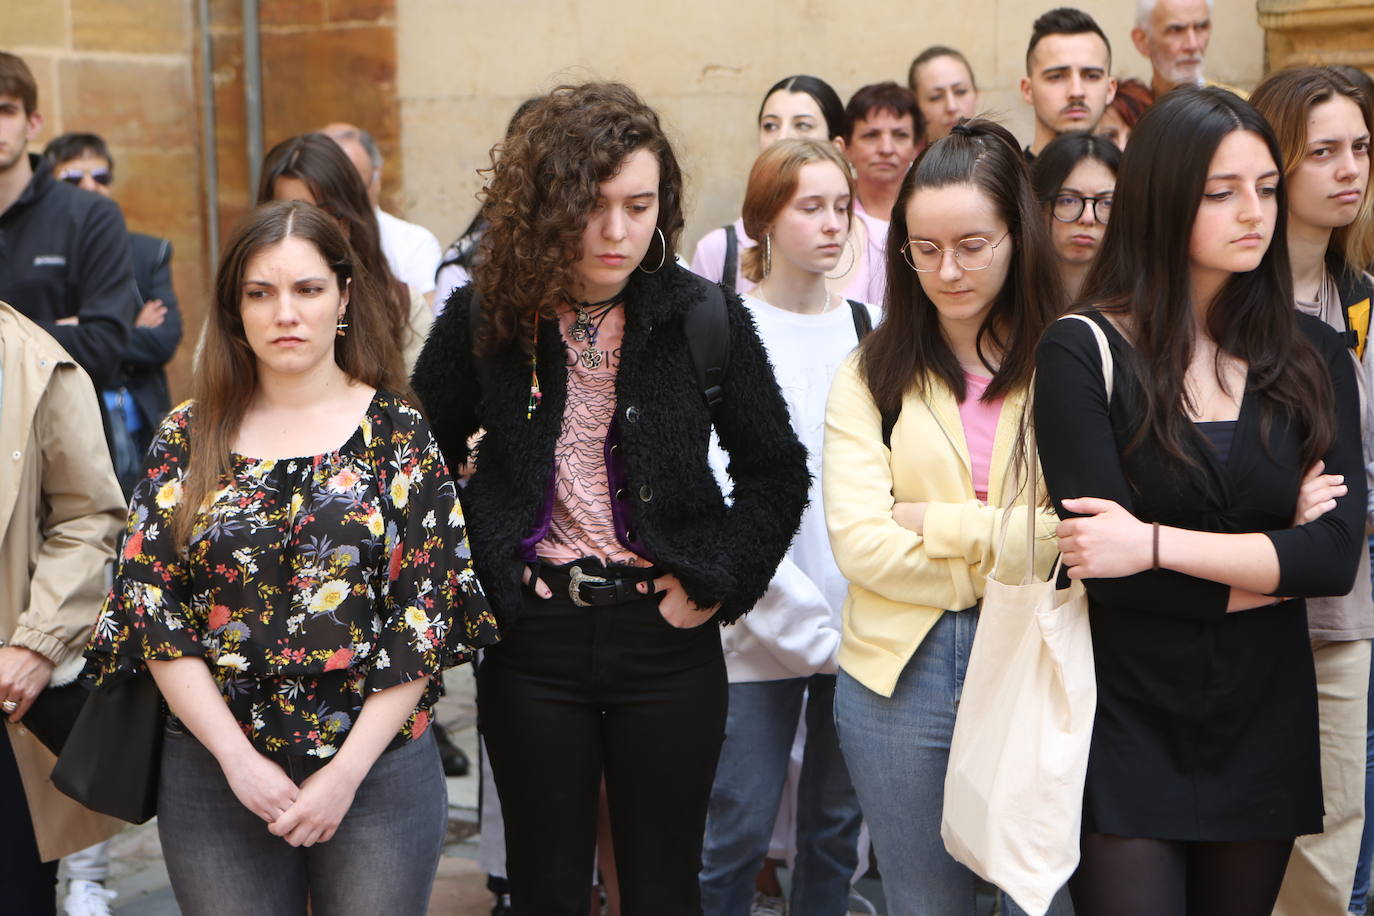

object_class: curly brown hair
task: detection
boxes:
[473,81,685,356]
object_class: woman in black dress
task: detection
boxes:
[1034,87,1367,915]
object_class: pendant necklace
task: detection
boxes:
[567,295,621,370]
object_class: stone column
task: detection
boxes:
[1259,0,1374,72]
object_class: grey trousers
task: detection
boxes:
[157,721,446,916]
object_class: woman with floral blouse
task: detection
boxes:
[83,200,497,916]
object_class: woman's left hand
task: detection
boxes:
[1057,497,1153,579]
[267,763,363,847]
[637,574,720,628]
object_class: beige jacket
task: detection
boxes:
[823,355,1058,697]
[0,302,127,860]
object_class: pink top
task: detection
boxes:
[536,304,648,567]
[851,199,889,307]
[958,371,1005,502]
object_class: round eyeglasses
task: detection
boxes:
[1051,193,1112,225]
[902,231,1010,273]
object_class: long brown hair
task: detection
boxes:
[173,201,407,547]
[1080,87,1335,470]
[1251,67,1374,274]
[257,133,411,375]
[859,119,1064,412]
[473,81,685,357]
[740,138,855,283]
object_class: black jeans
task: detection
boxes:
[478,572,728,916]
[0,726,59,914]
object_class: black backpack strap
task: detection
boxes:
[721,224,738,297]
[847,299,872,340]
[685,283,731,421]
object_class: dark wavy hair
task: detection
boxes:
[474,81,685,357]
[758,75,846,141]
[257,133,410,372]
[1080,86,1334,469]
[859,119,1064,412]
[42,132,113,173]
[173,201,408,547]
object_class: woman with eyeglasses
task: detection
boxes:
[1030,131,1121,304]
[1250,66,1374,916]
[822,119,1067,914]
[1033,87,1366,916]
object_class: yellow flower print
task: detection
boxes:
[390,472,411,510]
[367,509,384,537]
[155,480,183,509]
[404,606,430,632]
[310,580,350,614]
[217,652,249,671]
[290,492,304,521]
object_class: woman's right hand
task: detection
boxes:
[1293,460,1346,526]
[220,748,300,824]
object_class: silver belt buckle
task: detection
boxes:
[568,567,609,607]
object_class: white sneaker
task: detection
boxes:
[751,890,787,916]
[64,879,117,916]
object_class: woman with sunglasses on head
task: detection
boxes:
[410,82,808,915]
[1033,87,1367,916]
[1249,66,1374,916]
[698,137,875,915]
[1031,131,1121,304]
[690,75,878,300]
[822,119,1066,914]
[83,200,496,915]
[259,133,432,374]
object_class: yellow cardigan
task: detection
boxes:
[822,354,1058,697]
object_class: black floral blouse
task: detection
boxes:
[85,391,499,761]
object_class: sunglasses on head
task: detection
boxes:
[57,167,113,186]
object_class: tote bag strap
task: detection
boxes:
[993,313,1114,585]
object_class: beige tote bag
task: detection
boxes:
[940,314,1108,916]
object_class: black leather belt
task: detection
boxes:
[535,562,657,608]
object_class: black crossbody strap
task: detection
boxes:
[721,224,738,297]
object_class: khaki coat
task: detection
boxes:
[0,301,127,860]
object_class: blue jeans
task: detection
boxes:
[157,721,447,915]
[700,674,862,915]
[1351,536,1374,914]
[835,608,1073,916]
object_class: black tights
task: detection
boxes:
[1070,833,1294,916]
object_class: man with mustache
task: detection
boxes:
[1020,7,1117,163]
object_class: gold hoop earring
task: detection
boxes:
[639,226,667,274]
[763,235,772,278]
[826,237,857,280]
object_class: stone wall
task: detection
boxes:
[1259,0,1374,72]
[396,0,1270,258]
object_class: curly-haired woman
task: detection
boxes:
[411,81,809,914]
[84,200,496,915]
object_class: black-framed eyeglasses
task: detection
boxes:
[57,167,113,187]
[902,231,1010,273]
[1051,193,1112,225]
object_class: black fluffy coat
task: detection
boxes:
[411,264,809,627]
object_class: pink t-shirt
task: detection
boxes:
[958,371,1005,502]
[536,304,647,567]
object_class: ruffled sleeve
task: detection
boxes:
[366,398,498,695]
[84,403,204,682]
